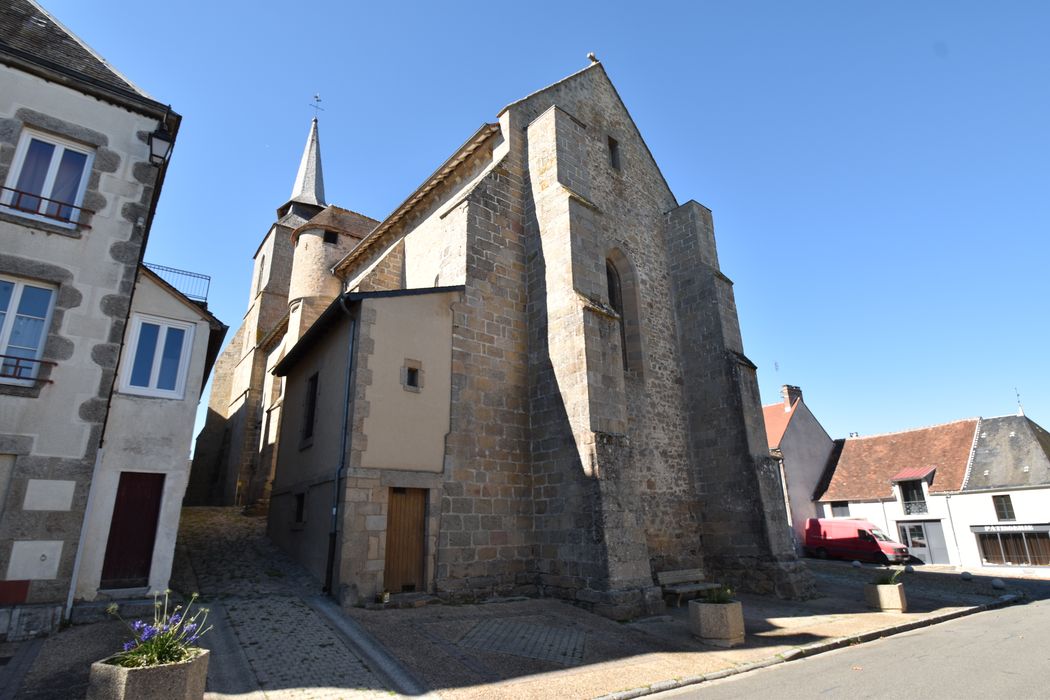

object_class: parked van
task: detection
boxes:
[804,518,909,564]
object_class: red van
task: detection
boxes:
[804,518,909,564]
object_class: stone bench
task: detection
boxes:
[656,568,721,608]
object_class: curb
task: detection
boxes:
[595,594,1022,700]
[306,595,436,698]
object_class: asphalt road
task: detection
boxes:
[654,598,1050,700]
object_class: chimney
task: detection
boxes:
[781,385,802,410]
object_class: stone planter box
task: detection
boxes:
[864,583,907,612]
[689,600,744,647]
[87,648,208,700]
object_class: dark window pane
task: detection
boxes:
[130,323,159,387]
[1000,533,1029,565]
[831,501,850,517]
[46,149,87,220]
[993,495,1016,521]
[0,281,13,313]
[1026,533,1050,566]
[156,327,185,391]
[16,285,52,318]
[15,140,55,209]
[978,534,1005,565]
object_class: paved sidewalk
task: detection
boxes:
[8,509,1047,700]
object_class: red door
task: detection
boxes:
[101,472,165,589]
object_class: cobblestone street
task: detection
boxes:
[174,507,397,700]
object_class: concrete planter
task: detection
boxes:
[689,600,745,647]
[864,583,907,612]
[87,648,208,700]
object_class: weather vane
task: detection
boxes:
[309,93,324,117]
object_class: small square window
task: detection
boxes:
[401,360,423,393]
[993,494,1015,521]
[1,129,94,227]
[294,492,306,523]
[0,275,57,384]
[323,231,338,245]
[830,501,850,517]
[608,136,621,171]
[119,314,194,399]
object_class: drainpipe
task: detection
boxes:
[65,447,104,620]
[324,295,356,595]
[944,494,962,566]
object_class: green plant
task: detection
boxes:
[106,591,212,668]
[872,568,904,586]
[703,584,735,604]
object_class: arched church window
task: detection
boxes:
[605,250,644,375]
[606,258,628,371]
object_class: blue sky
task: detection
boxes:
[42,1,1049,440]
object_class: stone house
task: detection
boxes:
[816,412,1050,571]
[0,1,221,638]
[192,60,814,618]
[762,385,836,552]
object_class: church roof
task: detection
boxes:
[288,118,325,207]
[293,205,377,243]
[0,0,170,118]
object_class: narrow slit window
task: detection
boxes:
[608,136,621,170]
[302,372,319,442]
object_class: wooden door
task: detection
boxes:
[101,472,165,589]
[384,487,426,593]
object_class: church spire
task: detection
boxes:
[289,117,325,207]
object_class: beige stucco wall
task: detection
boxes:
[359,294,453,472]
[74,273,213,599]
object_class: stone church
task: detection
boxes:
[189,60,813,617]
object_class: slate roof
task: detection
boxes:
[288,118,325,207]
[0,0,148,99]
[293,205,378,243]
[819,419,979,501]
[763,399,798,450]
[963,415,1050,491]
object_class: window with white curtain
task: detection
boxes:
[1,129,93,227]
[0,275,56,383]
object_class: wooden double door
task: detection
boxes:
[384,487,427,593]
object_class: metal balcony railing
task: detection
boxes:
[0,354,55,383]
[0,186,93,228]
[145,263,211,303]
[902,500,928,515]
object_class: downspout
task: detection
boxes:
[324,295,356,595]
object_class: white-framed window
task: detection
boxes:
[1,129,94,227]
[119,314,195,399]
[0,275,56,384]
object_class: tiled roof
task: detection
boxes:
[820,419,979,501]
[763,400,797,450]
[0,0,147,97]
[964,415,1050,490]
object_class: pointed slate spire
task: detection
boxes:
[289,118,326,207]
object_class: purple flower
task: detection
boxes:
[169,613,182,626]
[184,623,197,634]
[122,641,136,651]
[140,625,158,641]
[131,620,146,632]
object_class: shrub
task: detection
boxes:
[872,568,904,586]
[704,584,735,604]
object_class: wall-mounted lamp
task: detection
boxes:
[148,107,174,166]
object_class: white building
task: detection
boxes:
[815,414,1050,572]
[0,0,223,638]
